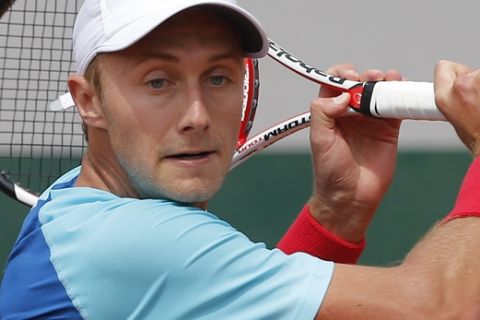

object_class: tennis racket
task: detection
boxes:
[0,0,444,208]
[231,40,445,168]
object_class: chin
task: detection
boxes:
[146,185,218,206]
[133,175,223,205]
[169,192,212,206]
[166,178,224,204]
[121,159,227,205]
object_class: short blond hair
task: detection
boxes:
[81,55,103,141]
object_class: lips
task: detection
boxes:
[164,147,218,162]
[171,151,214,160]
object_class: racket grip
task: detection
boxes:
[362,81,446,121]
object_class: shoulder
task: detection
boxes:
[37,188,334,319]
[39,191,236,271]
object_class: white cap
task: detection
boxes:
[73,0,269,75]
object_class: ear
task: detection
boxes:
[68,74,107,129]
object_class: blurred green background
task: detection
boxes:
[0,151,471,283]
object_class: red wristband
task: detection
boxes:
[443,156,480,223]
[277,205,365,264]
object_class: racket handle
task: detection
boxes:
[361,81,446,121]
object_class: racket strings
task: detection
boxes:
[0,0,84,195]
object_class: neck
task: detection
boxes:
[75,129,139,198]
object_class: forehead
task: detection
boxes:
[129,8,243,54]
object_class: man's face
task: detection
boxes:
[92,9,245,206]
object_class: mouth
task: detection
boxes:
[168,150,215,161]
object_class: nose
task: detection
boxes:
[177,88,211,133]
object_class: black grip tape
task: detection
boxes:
[0,171,16,199]
[359,81,377,116]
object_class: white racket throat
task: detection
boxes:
[231,112,311,169]
[15,185,38,207]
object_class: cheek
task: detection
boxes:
[211,89,244,136]
[100,98,169,167]
[108,117,169,163]
[215,107,243,156]
[102,84,175,140]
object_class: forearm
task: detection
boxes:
[399,218,480,318]
[319,226,480,320]
[400,157,480,316]
[318,158,480,320]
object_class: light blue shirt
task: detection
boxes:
[1,167,334,319]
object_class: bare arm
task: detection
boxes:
[319,218,480,320]
[313,60,480,319]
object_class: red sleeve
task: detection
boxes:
[277,205,365,264]
[443,156,480,223]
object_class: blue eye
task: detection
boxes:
[210,75,226,86]
[148,79,165,89]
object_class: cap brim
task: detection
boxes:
[79,0,267,74]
